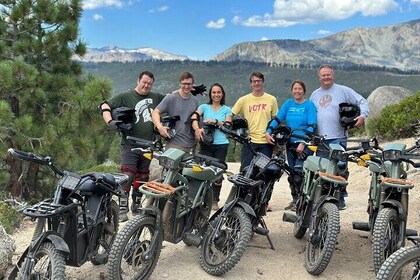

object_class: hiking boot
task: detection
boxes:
[212,201,219,211]
[339,199,347,210]
[131,202,141,215]
[290,203,297,212]
[284,201,294,210]
[119,212,129,222]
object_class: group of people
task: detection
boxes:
[99,64,369,221]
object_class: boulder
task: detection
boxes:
[0,224,16,279]
[367,86,413,117]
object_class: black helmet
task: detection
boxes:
[271,125,291,145]
[231,116,248,138]
[111,107,136,134]
[201,123,216,145]
[339,103,360,129]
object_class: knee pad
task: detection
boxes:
[133,169,150,189]
[121,165,136,191]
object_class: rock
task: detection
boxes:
[367,86,413,118]
[0,224,16,279]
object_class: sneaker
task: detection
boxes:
[212,201,219,211]
[267,205,272,212]
[119,212,129,222]
[290,203,297,212]
[131,202,142,215]
[338,199,346,210]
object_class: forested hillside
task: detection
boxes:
[83,60,420,106]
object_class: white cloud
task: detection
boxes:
[206,18,226,29]
[261,37,269,41]
[83,0,124,10]
[92,13,104,21]
[149,5,169,13]
[410,0,420,3]
[233,0,399,27]
[315,29,331,35]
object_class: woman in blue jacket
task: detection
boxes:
[265,80,317,211]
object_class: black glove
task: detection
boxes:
[191,84,206,96]
[107,120,122,131]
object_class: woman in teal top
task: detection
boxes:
[265,80,317,211]
[191,83,232,210]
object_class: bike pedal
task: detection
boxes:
[254,227,269,235]
[282,213,297,223]
[352,221,370,232]
[406,228,418,237]
[183,233,202,247]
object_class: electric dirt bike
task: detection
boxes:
[107,136,227,280]
[350,139,420,274]
[7,148,129,280]
[199,124,292,276]
[282,132,369,275]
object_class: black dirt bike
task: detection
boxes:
[199,124,293,276]
[7,148,129,280]
[107,136,228,280]
[350,139,420,274]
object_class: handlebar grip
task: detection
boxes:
[7,148,50,165]
[208,160,228,170]
[193,154,228,170]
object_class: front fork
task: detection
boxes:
[140,206,164,261]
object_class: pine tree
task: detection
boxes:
[0,0,113,199]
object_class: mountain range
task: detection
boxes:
[77,19,420,71]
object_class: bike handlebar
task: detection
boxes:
[8,148,64,176]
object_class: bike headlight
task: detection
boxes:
[159,156,176,169]
[59,172,81,190]
[382,149,402,161]
[330,150,348,162]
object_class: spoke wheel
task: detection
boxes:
[377,245,420,280]
[107,215,163,280]
[200,206,252,276]
[305,202,340,275]
[373,207,401,275]
[19,242,65,280]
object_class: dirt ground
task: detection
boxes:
[7,138,420,280]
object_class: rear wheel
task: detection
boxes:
[305,202,340,275]
[200,206,252,276]
[376,245,420,280]
[107,215,163,280]
[92,200,119,265]
[373,207,401,275]
[293,196,308,239]
[19,242,65,280]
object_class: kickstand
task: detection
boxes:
[255,218,275,250]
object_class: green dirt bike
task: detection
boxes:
[107,136,227,280]
[7,148,129,280]
[282,132,366,275]
[351,139,420,274]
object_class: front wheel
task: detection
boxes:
[107,215,163,280]
[19,242,66,280]
[92,200,119,265]
[200,206,252,276]
[305,202,340,275]
[376,245,420,280]
[372,207,401,275]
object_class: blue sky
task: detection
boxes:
[80,0,420,60]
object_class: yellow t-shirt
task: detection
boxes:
[232,93,278,144]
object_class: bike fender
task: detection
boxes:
[381,200,406,220]
[209,199,236,222]
[312,195,338,212]
[45,233,70,254]
[237,201,256,217]
[8,247,29,280]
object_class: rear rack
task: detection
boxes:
[228,173,262,188]
[23,199,76,218]
[138,181,176,196]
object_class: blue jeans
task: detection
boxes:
[240,143,273,172]
[317,138,348,200]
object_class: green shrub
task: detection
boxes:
[0,202,23,234]
[367,92,420,140]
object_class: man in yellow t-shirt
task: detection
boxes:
[232,72,278,171]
